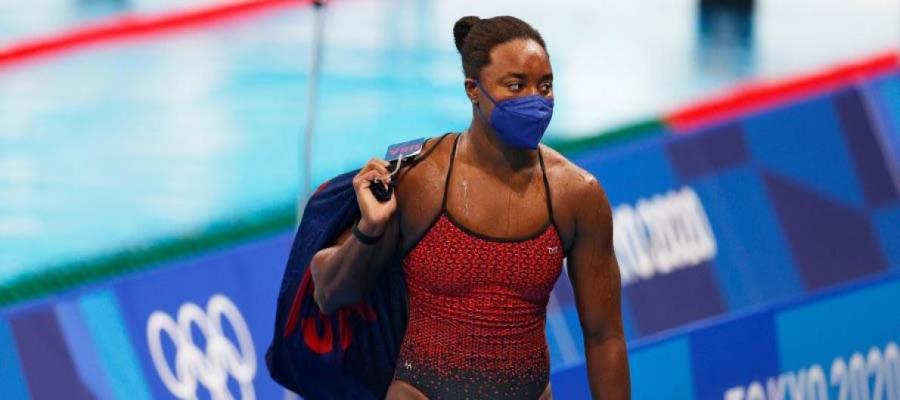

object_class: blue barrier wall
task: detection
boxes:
[0,233,296,399]
[553,274,900,400]
[544,71,900,398]
[555,78,899,340]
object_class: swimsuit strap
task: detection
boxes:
[537,147,558,227]
[440,133,463,210]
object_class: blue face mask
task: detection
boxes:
[475,81,554,150]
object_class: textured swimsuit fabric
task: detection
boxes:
[393,134,565,399]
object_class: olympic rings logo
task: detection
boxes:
[146,294,257,400]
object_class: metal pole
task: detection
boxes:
[298,0,327,224]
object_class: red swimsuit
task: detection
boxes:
[393,134,565,399]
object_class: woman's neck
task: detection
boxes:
[462,117,537,178]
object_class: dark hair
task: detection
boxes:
[453,16,547,79]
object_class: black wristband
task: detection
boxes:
[352,219,383,245]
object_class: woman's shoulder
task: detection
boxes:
[540,144,599,187]
[420,132,458,161]
[539,143,608,208]
[393,132,458,192]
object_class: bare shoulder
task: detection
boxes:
[539,143,609,210]
[393,132,457,203]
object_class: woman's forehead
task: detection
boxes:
[482,38,551,79]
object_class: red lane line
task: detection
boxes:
[665,51,900,133]
[0,0,311,68]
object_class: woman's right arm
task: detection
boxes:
[310,157,400,315]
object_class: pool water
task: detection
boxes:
[0,0,897,286]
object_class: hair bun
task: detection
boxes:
[453,16,481,52]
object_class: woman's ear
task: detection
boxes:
[464,78,479,105]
